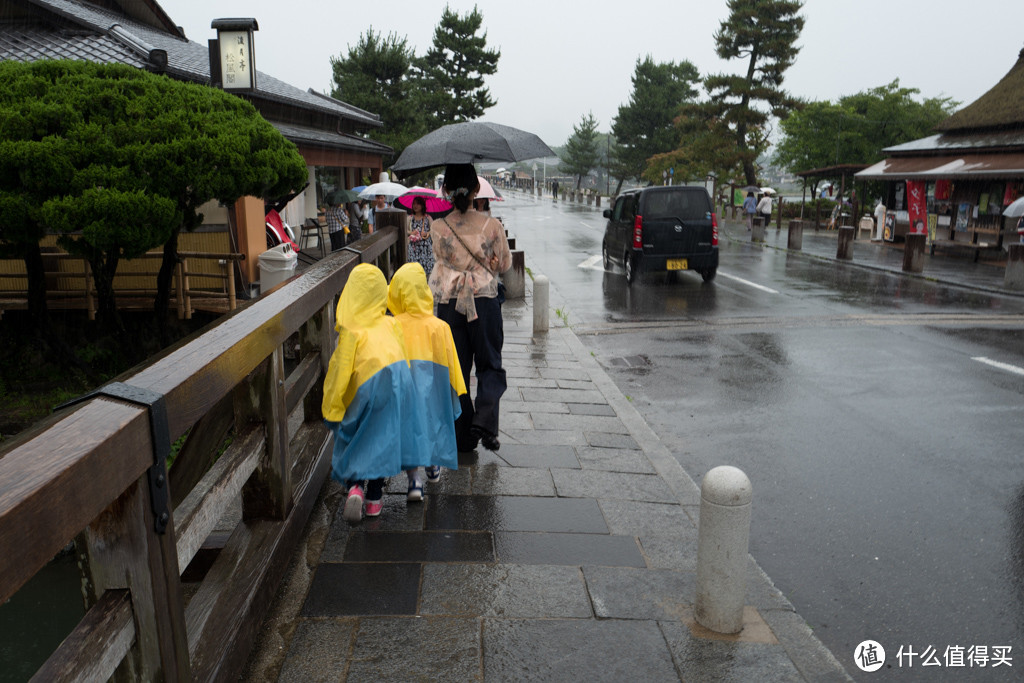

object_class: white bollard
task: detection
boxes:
[533,275,549,335]
[695,465,752,634]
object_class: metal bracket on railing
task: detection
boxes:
[56,382,171,534]
[340,246,363,259]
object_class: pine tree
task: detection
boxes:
[704,0,805,186]
[417,5,501,126]
[610,57,701,191]
[330,29,425,158]
[560,113,602,190]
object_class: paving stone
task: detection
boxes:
[502,401,569,414]
[532,413,629,434]
[346,617,481,681]
[496,444,580,469]
[497,411,534,431]
[470,463,556,496]
[507,377,559,388]
[420,564,592,618]
[598,499,695,536]
[276,618,354,682]
[500,428,587,446]
[537,366,591,381]
[551,469,677,503]
[637,532,699,571]
[342,531,494,563]
[583,566,694,620]
[483,619,679,681]
[556,379,597,391]
[504,365,540,379]
[659,620,804,682]
[575,445,656,473]
[302,563,420,617]
[568,402,616,416]
[585,431,640,449]
[425,495,607,533]
[522,387,605,404]
[495,531,644,567]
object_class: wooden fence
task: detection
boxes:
[0,225,403,681]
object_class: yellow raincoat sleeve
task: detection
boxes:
[322,330,356,422]
[444,324,467,396]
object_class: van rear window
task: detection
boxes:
[644,191,709,220]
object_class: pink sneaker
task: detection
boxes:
[364,499,383,517]
[343,485,364,523]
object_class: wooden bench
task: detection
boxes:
[929,226,1003,262]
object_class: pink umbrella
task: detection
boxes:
[392,186,453,215]
[476,176,504,201]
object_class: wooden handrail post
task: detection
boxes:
[299,302,334,423]
[235,347,292,520]
[77,474,190,680]
[182,257,192,320]
[224,260,236,310]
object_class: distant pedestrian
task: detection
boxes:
[322,264,418,523]
[325,198,349,252]
[756,193,773,226]
[407,196,435,277]
[743,191,757,231]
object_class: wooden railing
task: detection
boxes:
[0,225,404,682]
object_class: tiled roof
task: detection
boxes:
[271,121,393,155]
[4,0,381,129]
[884,130,1024,154]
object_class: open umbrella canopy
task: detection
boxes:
[391,121,555,177]
[1004,196,1024,218]
[392,187,453,215]
[326,188,361,205]
[739,185,761,193]
[358,182,407,200]
[476,176,503,201]
[760,187,777,195]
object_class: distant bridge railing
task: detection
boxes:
[0,220,406,682]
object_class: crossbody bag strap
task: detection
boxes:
[443,217,496,278]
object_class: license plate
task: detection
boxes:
[666,259,688,270]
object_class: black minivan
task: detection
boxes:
[602,186,718,284]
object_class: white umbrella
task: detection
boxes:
[476,176,503,201]
[358,181,407,200]
[1004,196,1024,218]
[760,187,777,195]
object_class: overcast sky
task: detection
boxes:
[162,0,1023,149]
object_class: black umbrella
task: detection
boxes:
[391,121,555,178]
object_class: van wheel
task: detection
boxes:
[701,267,717,283]
[624,251,635,285]
[602,242,612,271]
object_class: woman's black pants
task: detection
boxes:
[436,296,505,451]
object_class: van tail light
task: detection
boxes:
[632,215,643,248]
[711,213,719,246]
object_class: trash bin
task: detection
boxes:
[258,243,297,293]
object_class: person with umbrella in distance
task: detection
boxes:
[743,191,757,231]
[407,195,435,276]
[429,163,512,453]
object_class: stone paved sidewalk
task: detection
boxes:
[244,290,851,682]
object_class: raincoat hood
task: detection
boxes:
[387,262,434,317]
[336,263,388,332]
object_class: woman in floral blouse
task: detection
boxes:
[429,163,512,453]
[407,196,434,276]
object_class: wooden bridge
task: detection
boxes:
[0,223,406,682]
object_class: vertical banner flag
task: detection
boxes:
[907,181,927,235]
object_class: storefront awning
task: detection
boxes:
[856,153,1024,180]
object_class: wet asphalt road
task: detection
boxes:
[496,191,1024,680]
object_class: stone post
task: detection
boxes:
[695,466,752,634]
[787,220,803,250]
[836,226,854,260]
[533,274,549,335]
[1004,243,1024,289]
[902,233,927,273]
[751,217,766,243]
[504,251,525,299]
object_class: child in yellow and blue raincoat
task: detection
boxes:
[322,264,420,523]
[387,262,467,499]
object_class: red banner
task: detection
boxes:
[907,181,927,234]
